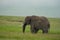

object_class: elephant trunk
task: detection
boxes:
[23,22,27,33]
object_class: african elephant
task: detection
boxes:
[23,15,50,33]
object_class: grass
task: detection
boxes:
[0,16,60,40]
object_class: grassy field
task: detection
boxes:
[0,16,60,40]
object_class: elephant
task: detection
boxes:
[23,15,50,33]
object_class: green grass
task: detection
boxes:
[0,16,60,40]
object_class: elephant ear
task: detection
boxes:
[25,16,31,24]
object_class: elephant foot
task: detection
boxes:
[42,29,48,34]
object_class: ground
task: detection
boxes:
[0,16,60,40]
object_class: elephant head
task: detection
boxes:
[23,16,31,33]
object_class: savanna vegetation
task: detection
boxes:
[0,16,60,40]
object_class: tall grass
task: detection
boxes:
[0,16,60,40]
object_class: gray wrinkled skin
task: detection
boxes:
[23,15,50,34]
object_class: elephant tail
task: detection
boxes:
[48,23,50,29]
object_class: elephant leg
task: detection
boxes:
[34,28,39,33]
[42,27,48,33]
[30,27,39,33]
[30,27,35,33]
